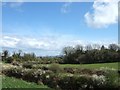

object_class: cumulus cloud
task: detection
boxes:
[84,0,118,28]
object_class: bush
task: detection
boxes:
[2,67,119,89]
[64,68,75,74]
[104,70,119,88]
[12,61,20,66]
[58,75,79,90]
[5,57,14,63]
[2,67,23,78]
[42,72,59,89]
[49,63,63,73]
[22,69,37,82]
[32,65,49,70]
[22,63,33,69]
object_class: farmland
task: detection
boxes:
[1,44,120,89]
[38,62,118,69]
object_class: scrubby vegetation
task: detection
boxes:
[1,44,120,64]
[2,65,119,89]
[1,44,120,89]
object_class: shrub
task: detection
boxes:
[49,63,63,73]
[22,69,37,82]
[12,61,20,66]
[58,75,79,90]
[2,66,119,89]
[2,67,23,78]
[64,68,74,74]
[42,73,59,89]
[32,65,49,70]
[2,67,46,83]
[22,63,33,69]
[5,57,14,63]
[104,70,119,88]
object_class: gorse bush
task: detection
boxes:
[5,57,14,63]
[2,67,23,78]
[42,72,60,89]
[2,67,119,89]
[22,62,33,69]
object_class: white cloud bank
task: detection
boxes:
[84,0,119,28]
[0,34,117,56]
[1,35,116,50]
[1,35,82,51]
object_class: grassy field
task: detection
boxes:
[2,75,52,89]
[41,62,119,70]
[2,62,119,70]
[60,62,119,69]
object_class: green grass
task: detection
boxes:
[60,62,118,69]
[41,62,118,70]
[1,75,52,89]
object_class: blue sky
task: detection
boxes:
[2,1,118,56]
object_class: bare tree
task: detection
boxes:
[108,44,119,51]
[75,45,83,51]
[92,44,100,50]
[85,44,92,51]
[62,46,75,56]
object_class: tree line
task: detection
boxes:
[62,44,120,64]
[1,44,120,64]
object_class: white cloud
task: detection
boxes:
[2,36,20,48]
[9,2,23,8]
[61,1,72,13]
[1,34,117,52]
[84,0,119,28]
[1,35,83,51]
[2,1,24,12]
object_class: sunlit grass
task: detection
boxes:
[40,62,118,70]
[2,75,51,89]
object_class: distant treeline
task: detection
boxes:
[62,44,120,64]
[1,44,120,64]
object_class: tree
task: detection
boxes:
[18,50,22,58]
[2,50,9,61]
[108,44,119,51]
[101,45,105,50]
[62,46,75,56]
[85,44,92,51]
[75,45,83,53]
[12,51,21,61]
[92,44,100,50]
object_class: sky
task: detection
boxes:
[1,0,118,56]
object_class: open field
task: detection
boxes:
[2,75,52,89]
[60,62,119,69]
[39,62,118,70]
